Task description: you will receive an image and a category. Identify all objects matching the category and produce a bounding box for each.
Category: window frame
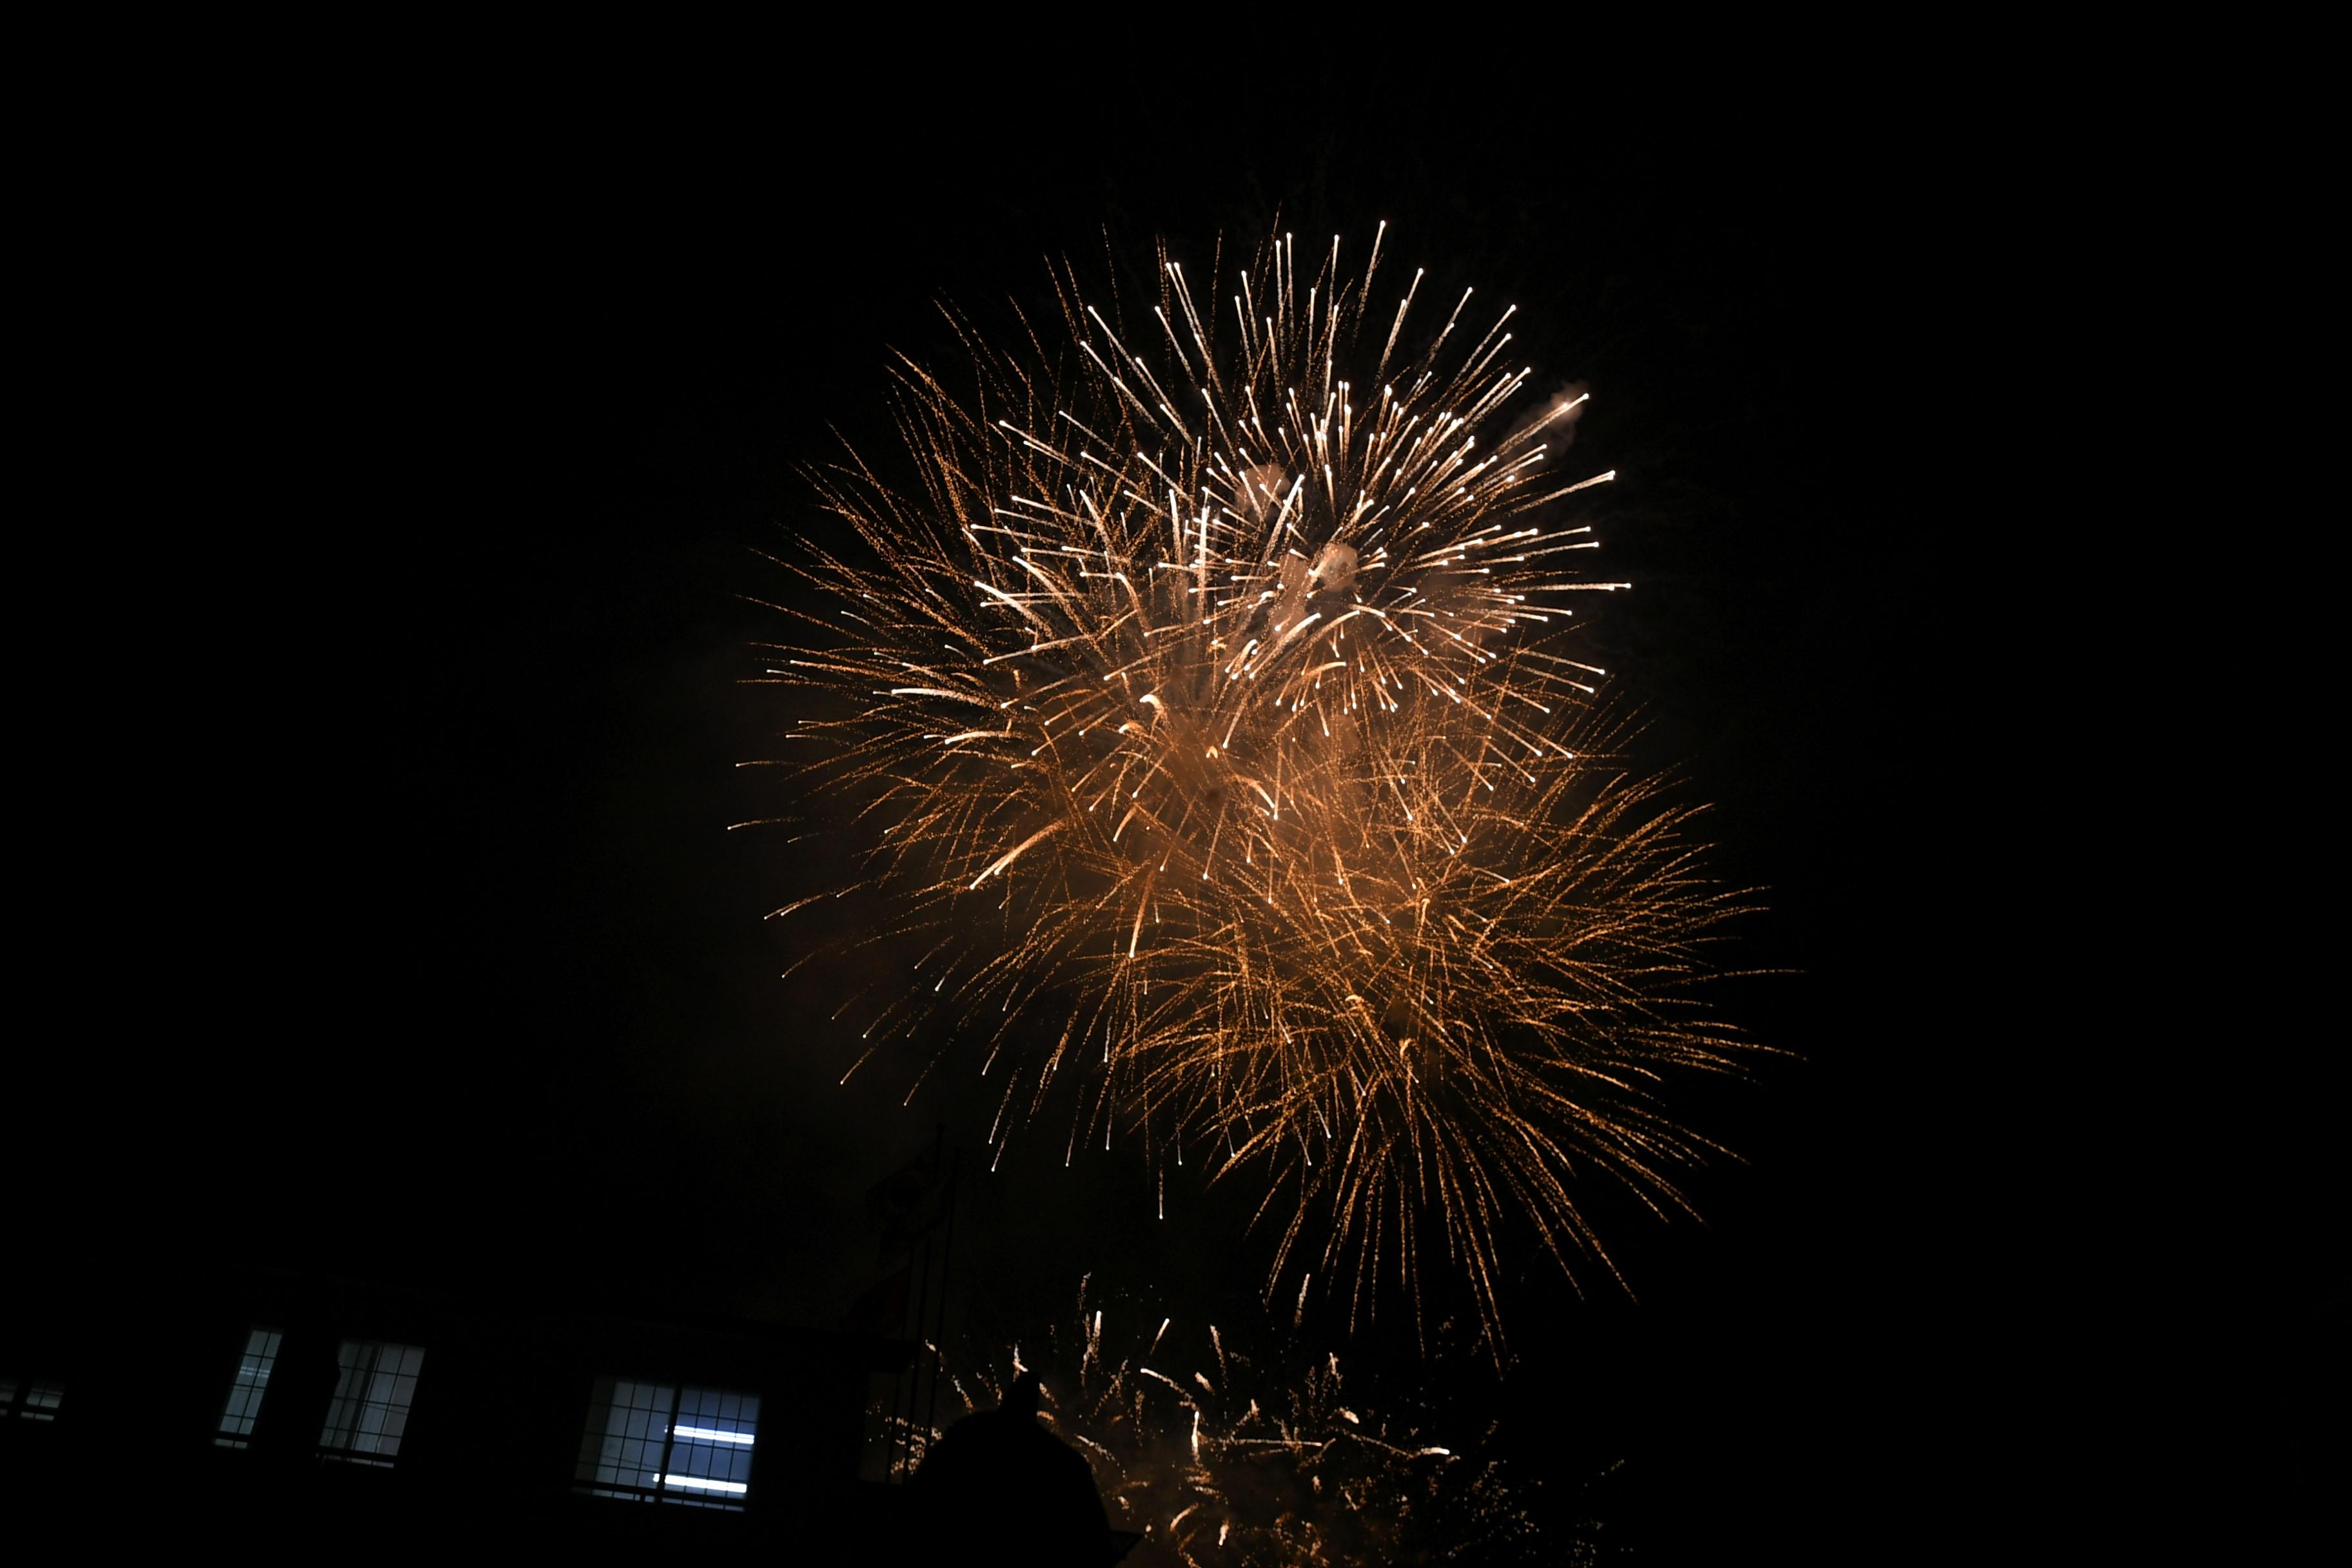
[214,1326,286,1449]
[574,1375,761,1511]
[316,1338,427,1467]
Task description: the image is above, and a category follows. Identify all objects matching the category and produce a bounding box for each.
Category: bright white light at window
[578,1379,758,1507]
[672,1426,756,1445]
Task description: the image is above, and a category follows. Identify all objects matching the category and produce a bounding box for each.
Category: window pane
[318,1340,426,1464]
[574,1377,758,1509]
[576,1375,676,1497]
[663,1387,758,1505]
[217,1326,284,1440]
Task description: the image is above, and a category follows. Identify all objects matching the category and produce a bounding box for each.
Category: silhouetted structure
[1,1266,916,1556]
[908,1370,1141,1566]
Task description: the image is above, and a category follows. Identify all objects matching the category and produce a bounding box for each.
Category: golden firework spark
[905,1281,1569,1567]
[752,226,1754,1335]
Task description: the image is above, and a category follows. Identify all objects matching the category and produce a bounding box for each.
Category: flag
[839,1261,913,1338]
[867,1141,952,1262]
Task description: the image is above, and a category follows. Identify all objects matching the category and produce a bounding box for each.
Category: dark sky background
[30,65,2326,1560]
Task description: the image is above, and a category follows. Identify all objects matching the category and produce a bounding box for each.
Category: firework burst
[908,1281,1578,1566]
[752,226,1754,1334]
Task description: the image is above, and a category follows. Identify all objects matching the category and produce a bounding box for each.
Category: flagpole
[923,1144,961,1451]
[892,1124,946,1480]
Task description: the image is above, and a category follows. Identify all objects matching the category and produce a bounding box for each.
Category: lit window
[5,1378,64,1422]
[575,1378,760,1510]
[216,1328,284,1448]
[317,1341,426,1465]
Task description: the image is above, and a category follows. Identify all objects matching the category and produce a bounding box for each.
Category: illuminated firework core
[763,228,1748,1331]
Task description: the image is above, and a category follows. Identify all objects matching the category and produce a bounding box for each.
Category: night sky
[29,66,2324,1559]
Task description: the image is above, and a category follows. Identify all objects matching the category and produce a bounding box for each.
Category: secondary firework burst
[754,226,1754,1334]
[905,1281,1567,1566]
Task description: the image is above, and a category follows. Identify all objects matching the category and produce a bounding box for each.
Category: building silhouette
[1,1266,965,1557]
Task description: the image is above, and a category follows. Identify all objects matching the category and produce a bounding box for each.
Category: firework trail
[897,1280,1592,1566]
[752,226,1754,1335]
